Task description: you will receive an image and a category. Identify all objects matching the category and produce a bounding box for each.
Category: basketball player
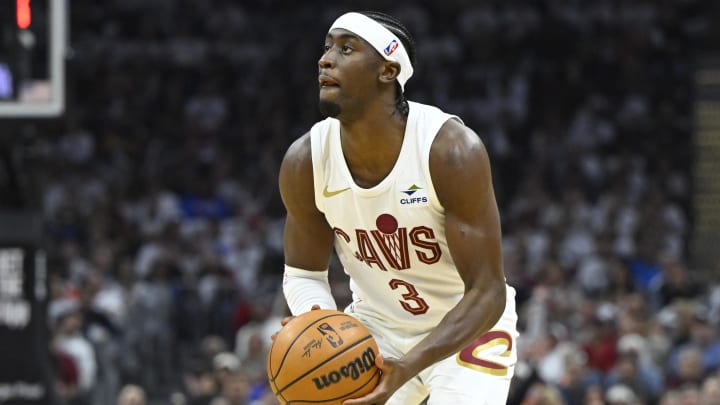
[278,11,518,405]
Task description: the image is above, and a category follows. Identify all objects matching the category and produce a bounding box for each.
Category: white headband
[329,12,414,91]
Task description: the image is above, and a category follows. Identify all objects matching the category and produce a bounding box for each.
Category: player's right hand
[271,304,322,341]
[342,353,409,405]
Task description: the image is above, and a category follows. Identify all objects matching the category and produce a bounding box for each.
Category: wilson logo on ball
[312,347,377,390]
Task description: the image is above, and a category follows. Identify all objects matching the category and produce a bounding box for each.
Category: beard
[318,100,341,118]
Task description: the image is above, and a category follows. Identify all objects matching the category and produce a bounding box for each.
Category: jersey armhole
[423,116,463,214]
[310,125,326,214]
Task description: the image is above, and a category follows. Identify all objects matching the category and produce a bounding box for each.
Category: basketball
[267,309,381,405]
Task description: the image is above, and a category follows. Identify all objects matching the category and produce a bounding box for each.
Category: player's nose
[318,51,335,69]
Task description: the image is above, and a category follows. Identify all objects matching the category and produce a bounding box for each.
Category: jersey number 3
[388,279,429,315]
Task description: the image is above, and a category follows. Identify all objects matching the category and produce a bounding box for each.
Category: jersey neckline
[334,102,416,198]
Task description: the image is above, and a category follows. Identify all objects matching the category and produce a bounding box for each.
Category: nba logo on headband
[384,39,399,56]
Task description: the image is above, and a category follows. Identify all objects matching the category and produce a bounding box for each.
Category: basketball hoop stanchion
[0,0,67,118]
[0,211,54,405]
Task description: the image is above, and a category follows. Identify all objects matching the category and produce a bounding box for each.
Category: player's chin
[318,86,340,101]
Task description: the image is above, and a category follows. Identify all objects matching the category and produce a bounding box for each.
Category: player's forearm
[283,265,338,315]
[399,281,506,376]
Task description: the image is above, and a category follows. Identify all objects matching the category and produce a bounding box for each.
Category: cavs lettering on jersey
[311,101,473,335]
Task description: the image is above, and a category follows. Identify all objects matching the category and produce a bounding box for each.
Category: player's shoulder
[282,115,338,169]
[280,131,313,185]
[427,113,493,207]
[431,117,487,167]
[283,131,312,164]
[408,100,474,143]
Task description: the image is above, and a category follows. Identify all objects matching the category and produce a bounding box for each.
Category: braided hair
[360,11,416,117]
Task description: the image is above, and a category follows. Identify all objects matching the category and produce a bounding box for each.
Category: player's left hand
[341,354,410,405]
[271,305,322,341]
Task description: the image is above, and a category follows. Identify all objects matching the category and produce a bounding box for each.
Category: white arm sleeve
[283,265,337,315]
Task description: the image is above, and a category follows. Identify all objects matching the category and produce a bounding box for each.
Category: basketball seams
[276,334,375,394]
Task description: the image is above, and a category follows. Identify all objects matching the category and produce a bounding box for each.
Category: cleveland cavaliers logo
[333,214,441,271]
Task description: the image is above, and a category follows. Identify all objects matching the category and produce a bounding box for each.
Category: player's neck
[338,101,407,188]
[338,100,407,145]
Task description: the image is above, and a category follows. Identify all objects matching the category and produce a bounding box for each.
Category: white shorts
[351,287,519,405]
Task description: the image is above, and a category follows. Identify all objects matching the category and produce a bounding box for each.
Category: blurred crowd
[2,0,717,404]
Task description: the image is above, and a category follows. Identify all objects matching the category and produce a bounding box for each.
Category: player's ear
[379,61,400,85]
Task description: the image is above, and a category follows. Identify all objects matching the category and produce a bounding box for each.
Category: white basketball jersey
[311,101,475,335]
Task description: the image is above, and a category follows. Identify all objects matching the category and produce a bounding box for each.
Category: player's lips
[318,74,339,88]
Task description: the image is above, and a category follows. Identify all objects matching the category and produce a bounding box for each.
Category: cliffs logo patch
[400,184,427,205]
[384,39,399,56]
[317,322,344,348]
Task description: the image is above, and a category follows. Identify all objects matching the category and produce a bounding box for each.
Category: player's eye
[322,44,331,52]
[341,44,353,54]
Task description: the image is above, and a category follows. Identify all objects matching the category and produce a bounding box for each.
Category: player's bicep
[279,135,335,271]
[443,198,503,286]
[283,210,334,270]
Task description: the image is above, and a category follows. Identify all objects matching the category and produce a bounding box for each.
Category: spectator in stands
[667,305,720,380]
[701,374,720,405]
[116,384,147,405]
[52,306,96,405]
